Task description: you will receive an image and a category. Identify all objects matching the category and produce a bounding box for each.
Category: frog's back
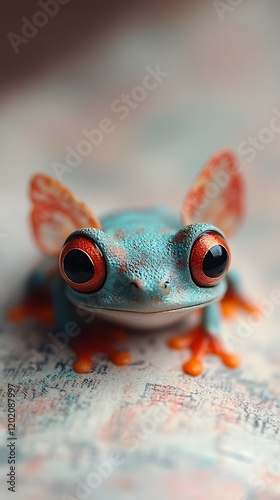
[101,207,181,237]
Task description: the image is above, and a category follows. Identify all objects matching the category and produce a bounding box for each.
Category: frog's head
[58,219,230,325]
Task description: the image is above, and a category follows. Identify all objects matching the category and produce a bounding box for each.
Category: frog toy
[9,150,257,376]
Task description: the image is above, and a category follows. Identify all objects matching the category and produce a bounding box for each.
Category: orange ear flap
[30,175,101,256]
[182,150,245,238]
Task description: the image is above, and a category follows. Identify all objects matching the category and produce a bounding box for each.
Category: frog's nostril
[130,281,141,289]
[159,280,171,296]
[130,280,170,296]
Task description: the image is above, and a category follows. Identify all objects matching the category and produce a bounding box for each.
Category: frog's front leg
[168,303,240,376]
[221,269,260,318]
[70,322,131,374]
[52,275,131,374]
[7,264,57,324]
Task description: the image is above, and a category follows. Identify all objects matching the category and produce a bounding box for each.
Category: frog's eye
[190,231,231,287]
[59,236,106,292]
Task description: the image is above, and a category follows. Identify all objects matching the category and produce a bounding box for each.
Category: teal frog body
[10,150,257,376]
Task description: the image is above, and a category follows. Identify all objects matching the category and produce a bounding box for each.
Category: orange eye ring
[190,231,231,287]
[59,236,106,293]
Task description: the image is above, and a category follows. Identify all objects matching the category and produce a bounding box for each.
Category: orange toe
[112,351,131,366]
[168,335,190,350]
[73,359,93,374]
[183,359,203,377]
[221,353,241,369]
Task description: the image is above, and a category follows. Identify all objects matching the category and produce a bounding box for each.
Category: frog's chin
[71,300,217,330]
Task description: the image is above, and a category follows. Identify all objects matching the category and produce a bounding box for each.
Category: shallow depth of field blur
[0,0,280,301]
[0,1,280,288]
[0,1,280,500]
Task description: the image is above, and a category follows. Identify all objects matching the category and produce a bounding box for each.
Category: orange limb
[7,288,55,325]
[70,323,131,374]
[168,326,240,377]
[221,287,261,319]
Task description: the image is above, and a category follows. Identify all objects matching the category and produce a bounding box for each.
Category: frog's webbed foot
[168,302,240,376]
[221,287,260,319]
[7,266,57,325]
[70,324,131,374]
[7,288,55,325]
[169,326,240,376]
[221,270,260,319]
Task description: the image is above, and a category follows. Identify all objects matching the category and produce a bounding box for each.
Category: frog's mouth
[71,299,217,330]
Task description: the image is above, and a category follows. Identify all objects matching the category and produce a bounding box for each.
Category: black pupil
[64,249,94,284]
[202,245,228,279]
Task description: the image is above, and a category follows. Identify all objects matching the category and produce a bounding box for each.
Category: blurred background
[0,0,279,287]
[0,1,280,499]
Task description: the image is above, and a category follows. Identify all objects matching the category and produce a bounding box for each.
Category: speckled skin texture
[52,208,228,331]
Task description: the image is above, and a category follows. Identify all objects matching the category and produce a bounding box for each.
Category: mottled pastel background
[0,1,280,499]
